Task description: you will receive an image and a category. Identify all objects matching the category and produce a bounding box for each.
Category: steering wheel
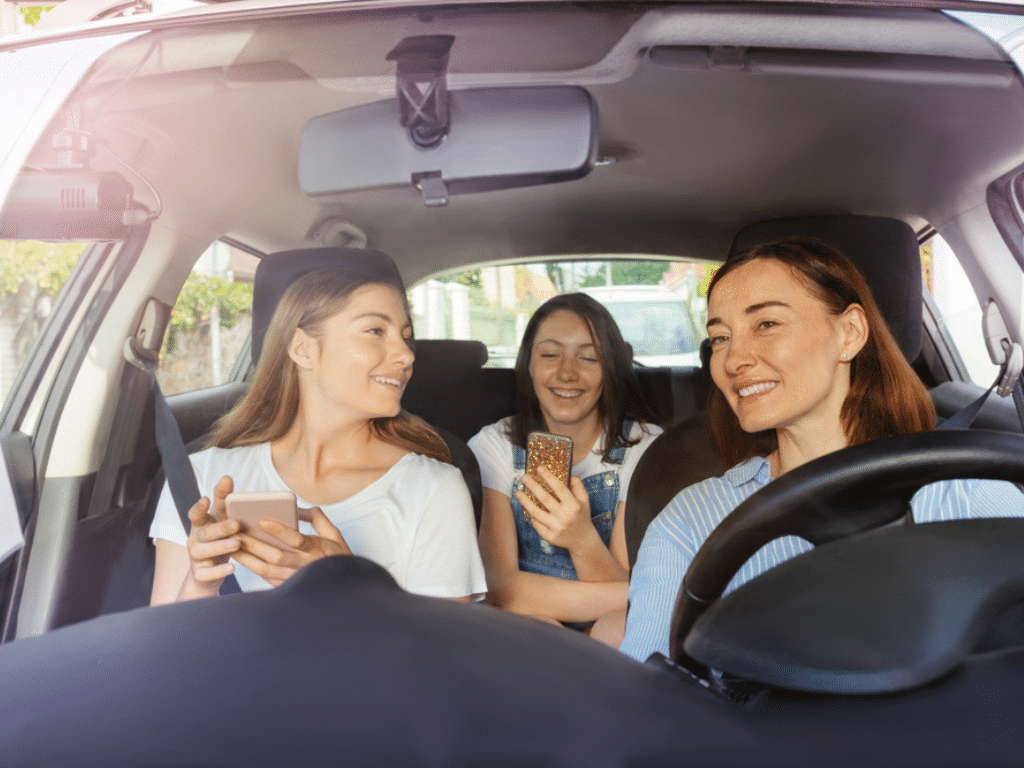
[668,429,1024,664]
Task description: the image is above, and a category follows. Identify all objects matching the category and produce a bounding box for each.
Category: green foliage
[0,241,84,309]
[167,272,253,351]
[19,6,53,26]
[435,269,481,289]
[545,263,565,293]
[697,266,717,298]
[579,261,666,288]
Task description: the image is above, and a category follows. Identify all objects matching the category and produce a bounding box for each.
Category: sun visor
[298,86,597,207]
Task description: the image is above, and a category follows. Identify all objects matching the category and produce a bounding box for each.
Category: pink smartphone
[225,491,298,548]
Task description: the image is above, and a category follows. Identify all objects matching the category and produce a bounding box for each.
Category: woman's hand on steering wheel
[517,466,599,554]
[232,506,353,587]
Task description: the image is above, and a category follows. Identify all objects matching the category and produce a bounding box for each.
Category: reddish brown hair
[707,239,935,466]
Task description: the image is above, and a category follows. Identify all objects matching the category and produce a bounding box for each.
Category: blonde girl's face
[290,284,414,421]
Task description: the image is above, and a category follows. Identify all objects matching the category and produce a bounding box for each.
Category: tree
[19,6,53,26]
[579,261,666,288]
[0,241,83,307]
[165,272,253,353]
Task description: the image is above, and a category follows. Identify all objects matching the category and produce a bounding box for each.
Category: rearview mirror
[298,86,597,207]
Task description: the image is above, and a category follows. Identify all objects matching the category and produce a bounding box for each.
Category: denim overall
[510,425,631,580]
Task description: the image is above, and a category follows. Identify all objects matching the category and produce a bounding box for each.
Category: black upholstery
[624,215,924,570]
[685,517,1024,694]
[9,554,1024,765]
[251,247,403,366]
[730,215,922,361]
[400,339,491,441]
[625,339,719,569]
[675,429,1024,692]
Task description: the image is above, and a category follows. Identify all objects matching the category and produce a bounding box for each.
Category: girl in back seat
[149,256,486,604]
[469,293,662,643]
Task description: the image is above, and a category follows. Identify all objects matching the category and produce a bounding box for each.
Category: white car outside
[583,285,702,368]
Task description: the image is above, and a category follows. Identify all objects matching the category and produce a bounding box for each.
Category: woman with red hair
[621,239,1023,661]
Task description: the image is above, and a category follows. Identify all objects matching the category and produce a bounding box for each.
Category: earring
[841,353,850,361]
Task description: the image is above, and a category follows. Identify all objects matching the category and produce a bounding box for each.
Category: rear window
[410,258,710,368]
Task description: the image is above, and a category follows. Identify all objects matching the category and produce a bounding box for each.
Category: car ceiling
[26,1,1024,282]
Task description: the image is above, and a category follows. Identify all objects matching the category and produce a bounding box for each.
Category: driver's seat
[624,214,922,569]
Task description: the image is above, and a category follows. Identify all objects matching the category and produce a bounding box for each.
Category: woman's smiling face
[528,309,604,435]
[706,258,863,438]
[293,283,414,421]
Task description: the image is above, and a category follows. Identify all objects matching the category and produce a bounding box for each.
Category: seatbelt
[937,341,1024,432]
[125,338,241,595]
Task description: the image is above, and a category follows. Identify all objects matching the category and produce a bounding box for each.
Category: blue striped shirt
[619,454,1024,661]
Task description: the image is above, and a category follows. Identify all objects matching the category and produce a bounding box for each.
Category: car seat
[623,214,923,569]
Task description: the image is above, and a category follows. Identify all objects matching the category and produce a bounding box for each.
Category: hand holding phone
[524,431,573,513]
[225,491,298,549]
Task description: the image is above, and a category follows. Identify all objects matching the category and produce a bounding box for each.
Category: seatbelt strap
[937,341,1024,432]
[126,339,240,595]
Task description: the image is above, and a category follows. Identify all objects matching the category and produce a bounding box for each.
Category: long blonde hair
[209,268,451,463]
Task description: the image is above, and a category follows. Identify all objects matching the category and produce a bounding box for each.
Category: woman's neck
[769,421,849,478]
[276,393,403,474]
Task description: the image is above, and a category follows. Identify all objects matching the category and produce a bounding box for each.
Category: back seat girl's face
[528,309,604,435]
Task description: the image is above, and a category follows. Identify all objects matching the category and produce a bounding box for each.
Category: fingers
[568,476,591,514]
[257,520,310,552]
[306,507,352,553]
[208,475,233,522]
[186,489,241,565]
[231,548,292,588]
[187,496,211,527]
[191,560,236,585]
[515,487,554,527]
[520,471,562,511]
[237,531,296,564]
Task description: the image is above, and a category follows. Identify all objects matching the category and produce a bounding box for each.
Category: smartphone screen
[225,491,298,548]
[525,431,573,511]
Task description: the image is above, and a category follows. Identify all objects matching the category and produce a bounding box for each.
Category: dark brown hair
[707,239,935,466]
[509,292,662,460]
[209,269,450,463]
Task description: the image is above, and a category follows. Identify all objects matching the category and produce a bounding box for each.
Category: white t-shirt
[467,417,663,502]
[150,443,487,600]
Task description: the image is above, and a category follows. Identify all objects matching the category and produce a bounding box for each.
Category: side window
[156,241,258,396]
[0,240,90,405]
[921,233,1001,386]
[410,258,711,367]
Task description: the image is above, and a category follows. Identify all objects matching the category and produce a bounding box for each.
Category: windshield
[946,10,1024,65]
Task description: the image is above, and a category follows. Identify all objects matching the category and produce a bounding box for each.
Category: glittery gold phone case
[525,431,573,511]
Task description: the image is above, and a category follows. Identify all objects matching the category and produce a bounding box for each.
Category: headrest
[405,340,488,387]
[729,215,921,362]
[251,247,404,366]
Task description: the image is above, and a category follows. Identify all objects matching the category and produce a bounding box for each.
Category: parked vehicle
[583,284,702,367]
[1,0,1024,764]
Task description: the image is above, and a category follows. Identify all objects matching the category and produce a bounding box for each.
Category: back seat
[401,339,707,442]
